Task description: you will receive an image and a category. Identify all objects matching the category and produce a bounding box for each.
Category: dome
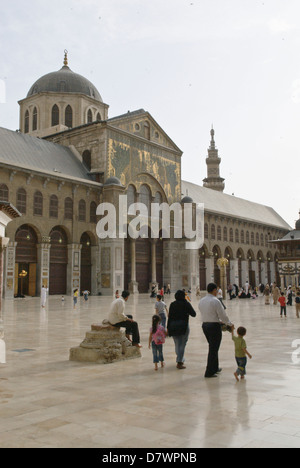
[27,53,103,102]
[104,176,123,187]
[181,195,193,204]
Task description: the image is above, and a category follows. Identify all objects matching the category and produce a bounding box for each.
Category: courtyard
[0,292,300,448]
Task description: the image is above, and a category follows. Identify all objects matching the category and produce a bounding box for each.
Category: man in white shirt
[199,283,233,378]
[108,291,141,347]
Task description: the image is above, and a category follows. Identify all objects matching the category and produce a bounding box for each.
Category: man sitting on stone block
[108,291,142,348]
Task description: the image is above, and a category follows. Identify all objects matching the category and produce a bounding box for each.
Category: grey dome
[27,65,103,102]
[181,195,193,203]
[104,176,123,187]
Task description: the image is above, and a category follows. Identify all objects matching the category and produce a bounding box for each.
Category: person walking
[272,284,280,306]
[263,284,271,305]
[41,285,48,308]
[278,292,287,318]
[199,283,234,378]
[232,326,252,382]
[148,315,167,371]
[167,290,196,369]
[154,294,168,328]
[295,291,300,318]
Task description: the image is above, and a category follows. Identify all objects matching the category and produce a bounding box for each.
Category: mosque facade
[0,52,291,298]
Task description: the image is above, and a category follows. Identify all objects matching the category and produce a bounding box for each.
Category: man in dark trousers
[199,283,233,378]
[108,291,142,347]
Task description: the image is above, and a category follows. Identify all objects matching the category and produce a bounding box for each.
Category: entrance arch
[15,225,38,296]
[49,227,68,295]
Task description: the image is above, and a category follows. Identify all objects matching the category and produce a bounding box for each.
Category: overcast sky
[0,0,299,228]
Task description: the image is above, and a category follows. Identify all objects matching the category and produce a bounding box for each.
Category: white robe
[41,288,48,306]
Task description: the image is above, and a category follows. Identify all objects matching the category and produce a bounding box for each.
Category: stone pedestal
[69,324,142,364]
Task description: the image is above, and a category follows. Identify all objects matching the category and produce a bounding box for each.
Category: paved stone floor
[1,292,300,448]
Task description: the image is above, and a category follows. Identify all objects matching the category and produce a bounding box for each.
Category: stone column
[217,257,229,300]
[37,237,51,296]
[149,239,158,292]
[3,242,17,300]
[129,239,139,294]
[67,244,82,295]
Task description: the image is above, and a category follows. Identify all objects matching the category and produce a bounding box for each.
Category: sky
[0,0,299,228]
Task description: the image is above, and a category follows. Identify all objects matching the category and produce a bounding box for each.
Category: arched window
[17,188,27,214]
[241,230,245,244]
[140,184,151,213]
[251,232,255,245]
[52,104,59,126]
[32,107,38,131]
[90,201,97,223]
[64,197,73,220]
[217,225,222,241]
[79,199,86,222]
[33,191,43,216]
[229,228,234,243]
[256,233,260,246]
[49,195,58,218]
[0,184,9,201]
[65,105,73,128]
[25,110,29,133]
[204,223,209,239]
[82,150,92,171]
[235,229,239,243]
[211,224,216,240]
[87,109,93,123]
[223,227,228,242]
[246,231,250,244]
[96,112,101,121]
[260,234,264,246]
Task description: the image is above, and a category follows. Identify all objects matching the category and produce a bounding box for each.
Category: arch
[241,230,245,244]
[24,110,29,133]
[51,104,59,126]
[49,226,68,295]
[33,191,43,216]
[235,228,239,244]
[96,112,101,121]
[32,106,38,131]
[0,184,9,202]
[257,250,265,262]
[237,248,245,260]
[65,105,73,128]
[224,246,234,259]
[49,194,58,218]
[78,199,86,222]
[64,197,73,220]
[140,184,151,213]
[16,188,27,214]
[87,109,93,124]
[217,225,222,241]
[204,223,209,239]
[15,225,39,297]
[229,228,234,243]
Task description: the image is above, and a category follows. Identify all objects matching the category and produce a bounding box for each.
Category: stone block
[69,324,142,364]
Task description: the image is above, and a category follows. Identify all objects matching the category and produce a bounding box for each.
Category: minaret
[203,127,225,192]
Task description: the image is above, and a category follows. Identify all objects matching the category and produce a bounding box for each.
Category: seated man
[108,291,142,348]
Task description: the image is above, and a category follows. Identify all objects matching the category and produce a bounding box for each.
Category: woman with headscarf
[167,290,196,369]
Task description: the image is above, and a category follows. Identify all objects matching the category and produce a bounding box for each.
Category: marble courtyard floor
[1,293,300,448]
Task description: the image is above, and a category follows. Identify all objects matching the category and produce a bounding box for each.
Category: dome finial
[63,50,68,67]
